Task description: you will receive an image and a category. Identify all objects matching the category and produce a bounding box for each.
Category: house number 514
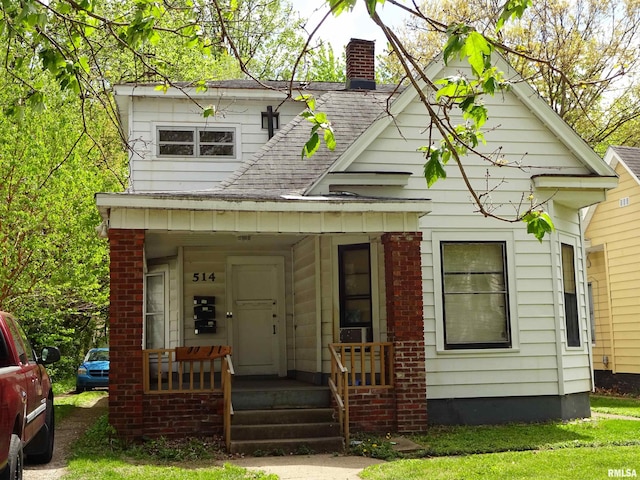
[192,273,216,282]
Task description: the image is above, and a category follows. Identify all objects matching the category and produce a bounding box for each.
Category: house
[95,39,618,450]
[584,146,640,394]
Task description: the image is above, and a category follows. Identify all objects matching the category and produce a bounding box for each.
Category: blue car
[76,347,109,392]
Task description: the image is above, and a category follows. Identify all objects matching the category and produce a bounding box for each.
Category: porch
[108,229,427,442]
[141,342,395,453]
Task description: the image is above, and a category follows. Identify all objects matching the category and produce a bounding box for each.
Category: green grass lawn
[591,394,640,418]
[411,418,640,456]
[63,414,276,480]
[54,390,108,422]
[61,394,640,480]
[360,445,640,480]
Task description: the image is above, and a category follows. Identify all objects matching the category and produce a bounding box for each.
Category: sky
[289,1,409,56]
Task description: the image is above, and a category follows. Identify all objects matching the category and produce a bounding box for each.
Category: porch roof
[96,191,430,234]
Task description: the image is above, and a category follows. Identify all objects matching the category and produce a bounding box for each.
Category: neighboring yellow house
[584,146,640,393]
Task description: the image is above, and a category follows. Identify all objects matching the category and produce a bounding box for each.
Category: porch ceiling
[145,232,302,258]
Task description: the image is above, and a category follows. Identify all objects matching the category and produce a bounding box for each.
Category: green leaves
[326,0,385,17]
[202,105,215,118]
[443,26,492,77]
[297,95,336,159]
[421,146,448,187]
[497,0,533,32]
[327,0,358,15]
[119,1,165,48]
[522,211,555,242]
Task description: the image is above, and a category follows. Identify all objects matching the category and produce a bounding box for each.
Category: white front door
[228,257,285,376]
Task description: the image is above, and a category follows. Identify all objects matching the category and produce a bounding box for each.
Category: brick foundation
[108,229,145,441]
[348,388,397,433]
[382,232,428,433]
[142,393,224,438]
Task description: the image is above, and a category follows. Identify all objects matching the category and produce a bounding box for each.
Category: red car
[0,311,60,480]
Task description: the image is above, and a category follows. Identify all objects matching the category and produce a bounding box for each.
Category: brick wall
[381,232,428,433]
[108,228,145,441]
[142,393,224,438]
[348,388,397,433]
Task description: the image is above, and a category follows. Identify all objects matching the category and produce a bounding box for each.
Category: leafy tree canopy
[381,0,640,154]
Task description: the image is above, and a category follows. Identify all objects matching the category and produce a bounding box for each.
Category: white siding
[553,204,593,394]
[127,97,305,192]
[320,236,335,375]
[292,237,319,374]
[168,258,180,348]
[180,245,294,353]
[319,235,386,373]
[310,74,594,399]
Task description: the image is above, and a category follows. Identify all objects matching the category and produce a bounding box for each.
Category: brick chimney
[346,38,376,90]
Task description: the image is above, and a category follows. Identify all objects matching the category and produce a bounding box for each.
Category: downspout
[603,243,617,373]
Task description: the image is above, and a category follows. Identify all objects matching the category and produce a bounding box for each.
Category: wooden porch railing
[142,346,231,394]
[328,343,350,447]
[329,342,395,447]
[330,342,395,388]
[222,354,234,451]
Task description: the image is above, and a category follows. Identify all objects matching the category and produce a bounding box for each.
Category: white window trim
[331,236,381,343]
[144,264,170,349]
[153,123,242,160]
[558,234,585,352]
[432,230,520,354]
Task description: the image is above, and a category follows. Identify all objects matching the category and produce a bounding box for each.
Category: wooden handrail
[330,342,394,388]
[329,341,395,449]
[329,343,350,448]
[222,354,235,451]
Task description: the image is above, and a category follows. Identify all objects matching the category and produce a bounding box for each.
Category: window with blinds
[441,241,511,349]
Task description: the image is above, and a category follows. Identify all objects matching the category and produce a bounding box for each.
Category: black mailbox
[194,296,216,334]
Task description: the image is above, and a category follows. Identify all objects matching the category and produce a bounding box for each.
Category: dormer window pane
[159,144,194,156]
[157,127,236,158]
[200,144,234,156]
[200,130,233,143]
[199,129,234,157]
[159,130,193,142]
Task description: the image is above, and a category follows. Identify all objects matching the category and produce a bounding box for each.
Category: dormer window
[157,127,236,158]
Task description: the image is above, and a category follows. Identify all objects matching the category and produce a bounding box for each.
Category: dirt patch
[24,396,108,480]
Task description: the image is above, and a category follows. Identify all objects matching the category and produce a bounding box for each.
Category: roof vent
[620,197,630,207]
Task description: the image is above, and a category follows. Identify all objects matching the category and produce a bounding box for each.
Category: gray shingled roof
[611,146,640,178]
[119,79,399,94]
[219,90,393,197]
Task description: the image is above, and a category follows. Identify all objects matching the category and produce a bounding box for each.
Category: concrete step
[229,436,345,456]
[231,421,340,441]
[232,387,331,411]
[232,408,335,425]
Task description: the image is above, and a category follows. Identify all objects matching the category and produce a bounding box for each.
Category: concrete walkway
[228,436,423,479]
[230,454,385,480]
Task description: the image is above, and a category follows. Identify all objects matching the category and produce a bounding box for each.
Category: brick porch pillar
[382,232,427,433]
[108,228,145,441]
